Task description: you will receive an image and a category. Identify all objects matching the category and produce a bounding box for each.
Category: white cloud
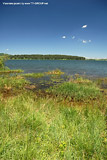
[72,36,75,39]
[82,39,91,44]
[62,36,66,39]
[6,49,9,51]
[82,40,87,43]
[82,25,87,29]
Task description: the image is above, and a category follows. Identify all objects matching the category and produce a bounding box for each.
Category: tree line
[9,54,85,60]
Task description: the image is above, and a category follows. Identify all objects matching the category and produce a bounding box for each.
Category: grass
[45,69,64,75]
[47,78,101,102]
[0,69,23,73]
[0,57,23,74]
[22,72,45,78]
[0,76,28,89]
[0,74,107,159]
[0,66,23,74]
[0,76,29,97]
[22,69,65,79]
[0,92,106,160]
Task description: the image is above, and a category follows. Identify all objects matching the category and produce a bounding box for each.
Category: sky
[0,0,107,58]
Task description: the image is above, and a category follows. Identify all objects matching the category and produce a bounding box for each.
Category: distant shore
[9,54,85,60]
[1,53,107,61]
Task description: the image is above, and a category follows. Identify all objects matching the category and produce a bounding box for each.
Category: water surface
[5,60,107,78]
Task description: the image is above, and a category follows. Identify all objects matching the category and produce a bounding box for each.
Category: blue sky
[0,0,107,58]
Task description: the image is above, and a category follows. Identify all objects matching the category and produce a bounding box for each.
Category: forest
[9,54,86,60]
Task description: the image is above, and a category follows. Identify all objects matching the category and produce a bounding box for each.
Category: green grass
[0,75,106,159]
[22,72,45,78]
[0,92,106,160]
[22,69,64,79]
[47,80,101,102]
[0,76,29,94]
[0,69,23,73]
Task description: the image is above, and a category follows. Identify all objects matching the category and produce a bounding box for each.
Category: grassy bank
[0,74,107,160]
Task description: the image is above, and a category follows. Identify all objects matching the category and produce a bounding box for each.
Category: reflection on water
[26,74,69,90]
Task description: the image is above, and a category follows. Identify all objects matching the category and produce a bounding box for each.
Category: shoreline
[0,68,107,159]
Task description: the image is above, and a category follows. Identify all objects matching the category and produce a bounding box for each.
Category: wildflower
[59,141,67,150]
[104,138,107,143]
[59,143,63,149]
[61,125,65,129]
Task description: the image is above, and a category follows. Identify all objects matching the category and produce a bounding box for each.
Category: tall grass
[0,76,29,96]
[0,75,106,159]
[47,80,101,102]
[0,92,106,160]
[0,56,6,70]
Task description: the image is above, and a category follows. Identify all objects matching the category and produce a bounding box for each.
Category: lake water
[5,60,107,78]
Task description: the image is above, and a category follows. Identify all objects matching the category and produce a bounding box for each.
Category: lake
[5,60,107,78]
